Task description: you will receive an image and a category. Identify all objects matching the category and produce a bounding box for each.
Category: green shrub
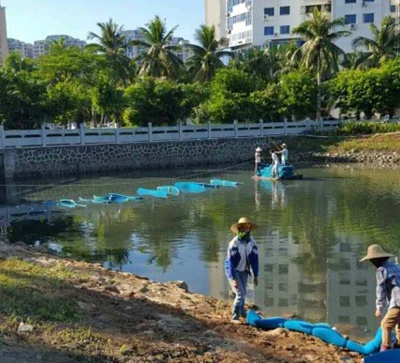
[330,121,400,136]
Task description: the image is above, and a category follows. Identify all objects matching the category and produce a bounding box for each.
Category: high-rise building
[33,35,86,58]
[0,1,9,65]
[205,0,227,40]
[122,29,193,63]
[8,38,33,59]
[206,0,396,53]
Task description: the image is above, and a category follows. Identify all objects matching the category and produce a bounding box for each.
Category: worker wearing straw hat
[225,217,259,323]
[360,244,400,351]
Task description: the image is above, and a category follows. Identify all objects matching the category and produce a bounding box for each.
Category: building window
[356,316,368,326]
[264,26,274,36]
[391,5,396,12]
[339,296,351,307]
[363,13,374,23]
[278,264,289,275]
[356,296,368,307]
[345,0,356,3]
[280,25,290,34]
[264,7,274,16]
[363,0,374,2]
[345,14,357,24]
[280,6,290,15]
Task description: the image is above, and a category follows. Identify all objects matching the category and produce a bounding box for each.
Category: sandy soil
[0,243,364,363]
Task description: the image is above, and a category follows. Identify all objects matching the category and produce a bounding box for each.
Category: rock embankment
[292,150,400,167]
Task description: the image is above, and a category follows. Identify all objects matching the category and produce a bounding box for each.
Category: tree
[0,53,48,129]
[200,68,264,123]
[87,18,133,85]
[123,78,205,126]
[329,59,400,118]
[278,70,318,120]
[352,16,400,69]
[186,24,233,82]
[291,8,350,120]
[133,16,183,80]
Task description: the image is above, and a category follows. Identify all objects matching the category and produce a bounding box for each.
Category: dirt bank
[0,242,365,363]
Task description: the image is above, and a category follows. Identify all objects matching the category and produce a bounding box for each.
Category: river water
[2,164,400,340]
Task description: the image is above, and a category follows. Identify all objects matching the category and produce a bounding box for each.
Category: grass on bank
[287,132,400,154]
[0,258,107,356]
[0,258,82,323]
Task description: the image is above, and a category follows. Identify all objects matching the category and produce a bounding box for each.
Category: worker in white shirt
[275,143,289,166]
[270,149,280,178]
[254,147,262,175]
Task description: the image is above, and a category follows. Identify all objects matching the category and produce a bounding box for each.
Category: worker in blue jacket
[225,217,259,323]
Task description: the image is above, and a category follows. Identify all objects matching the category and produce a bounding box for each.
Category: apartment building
[326,237,379,336]
[0,2,9,65]
[206,0,396,53]
[8,38,33,59]
[122,29,192,63]
[205,0,227,40]
[33,35,86,58]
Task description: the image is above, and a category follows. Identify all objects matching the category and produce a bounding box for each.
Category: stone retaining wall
[4,138,271,180]
[292,150,400,167]
[2,139,399,180]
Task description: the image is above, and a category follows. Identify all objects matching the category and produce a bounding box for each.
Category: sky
[2,0,205,44]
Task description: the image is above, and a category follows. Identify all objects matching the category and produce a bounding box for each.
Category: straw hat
[256,147,262,152]
[230,217,257,234]
[359,244,393,262]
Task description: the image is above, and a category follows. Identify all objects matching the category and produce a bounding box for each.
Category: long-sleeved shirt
[225,236,259,280]
[376,260,400,311]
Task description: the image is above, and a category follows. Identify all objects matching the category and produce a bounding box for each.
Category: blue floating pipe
[157,186,180,196]
[58,199,87,208]
[210,178,242,187]
[246,310,388,356]
[136,187,168,199]
[108,193,143,201]
[174,182,207,194]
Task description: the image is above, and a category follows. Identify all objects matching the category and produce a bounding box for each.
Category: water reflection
[255,180,287,209]
[1,166,400,339]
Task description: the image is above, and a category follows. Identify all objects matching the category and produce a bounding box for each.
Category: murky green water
[2,165,400,340]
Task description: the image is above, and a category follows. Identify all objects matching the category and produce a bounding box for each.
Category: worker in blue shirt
[360,244,400,351]
[225,217,259,323]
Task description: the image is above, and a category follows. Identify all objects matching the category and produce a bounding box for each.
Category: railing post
[0,125,4,149]
[79,123,85,145]
[283,118,288,135]
[115,123,120,144]
[178,121,183,141]
[306,117,310,132]
[259,119,263,136]
[234,120,238,138]
[148,122,152,142]
[41,124,47,146]
[207,120,212,139]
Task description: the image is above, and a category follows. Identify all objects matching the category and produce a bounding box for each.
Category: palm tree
[352,16,400,69]
[132,16,183,80]
[87,18,133,85]
[291,7,350,120]
[186,24,233,82]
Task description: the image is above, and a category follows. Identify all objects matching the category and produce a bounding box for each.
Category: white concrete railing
[0,119,340,149]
